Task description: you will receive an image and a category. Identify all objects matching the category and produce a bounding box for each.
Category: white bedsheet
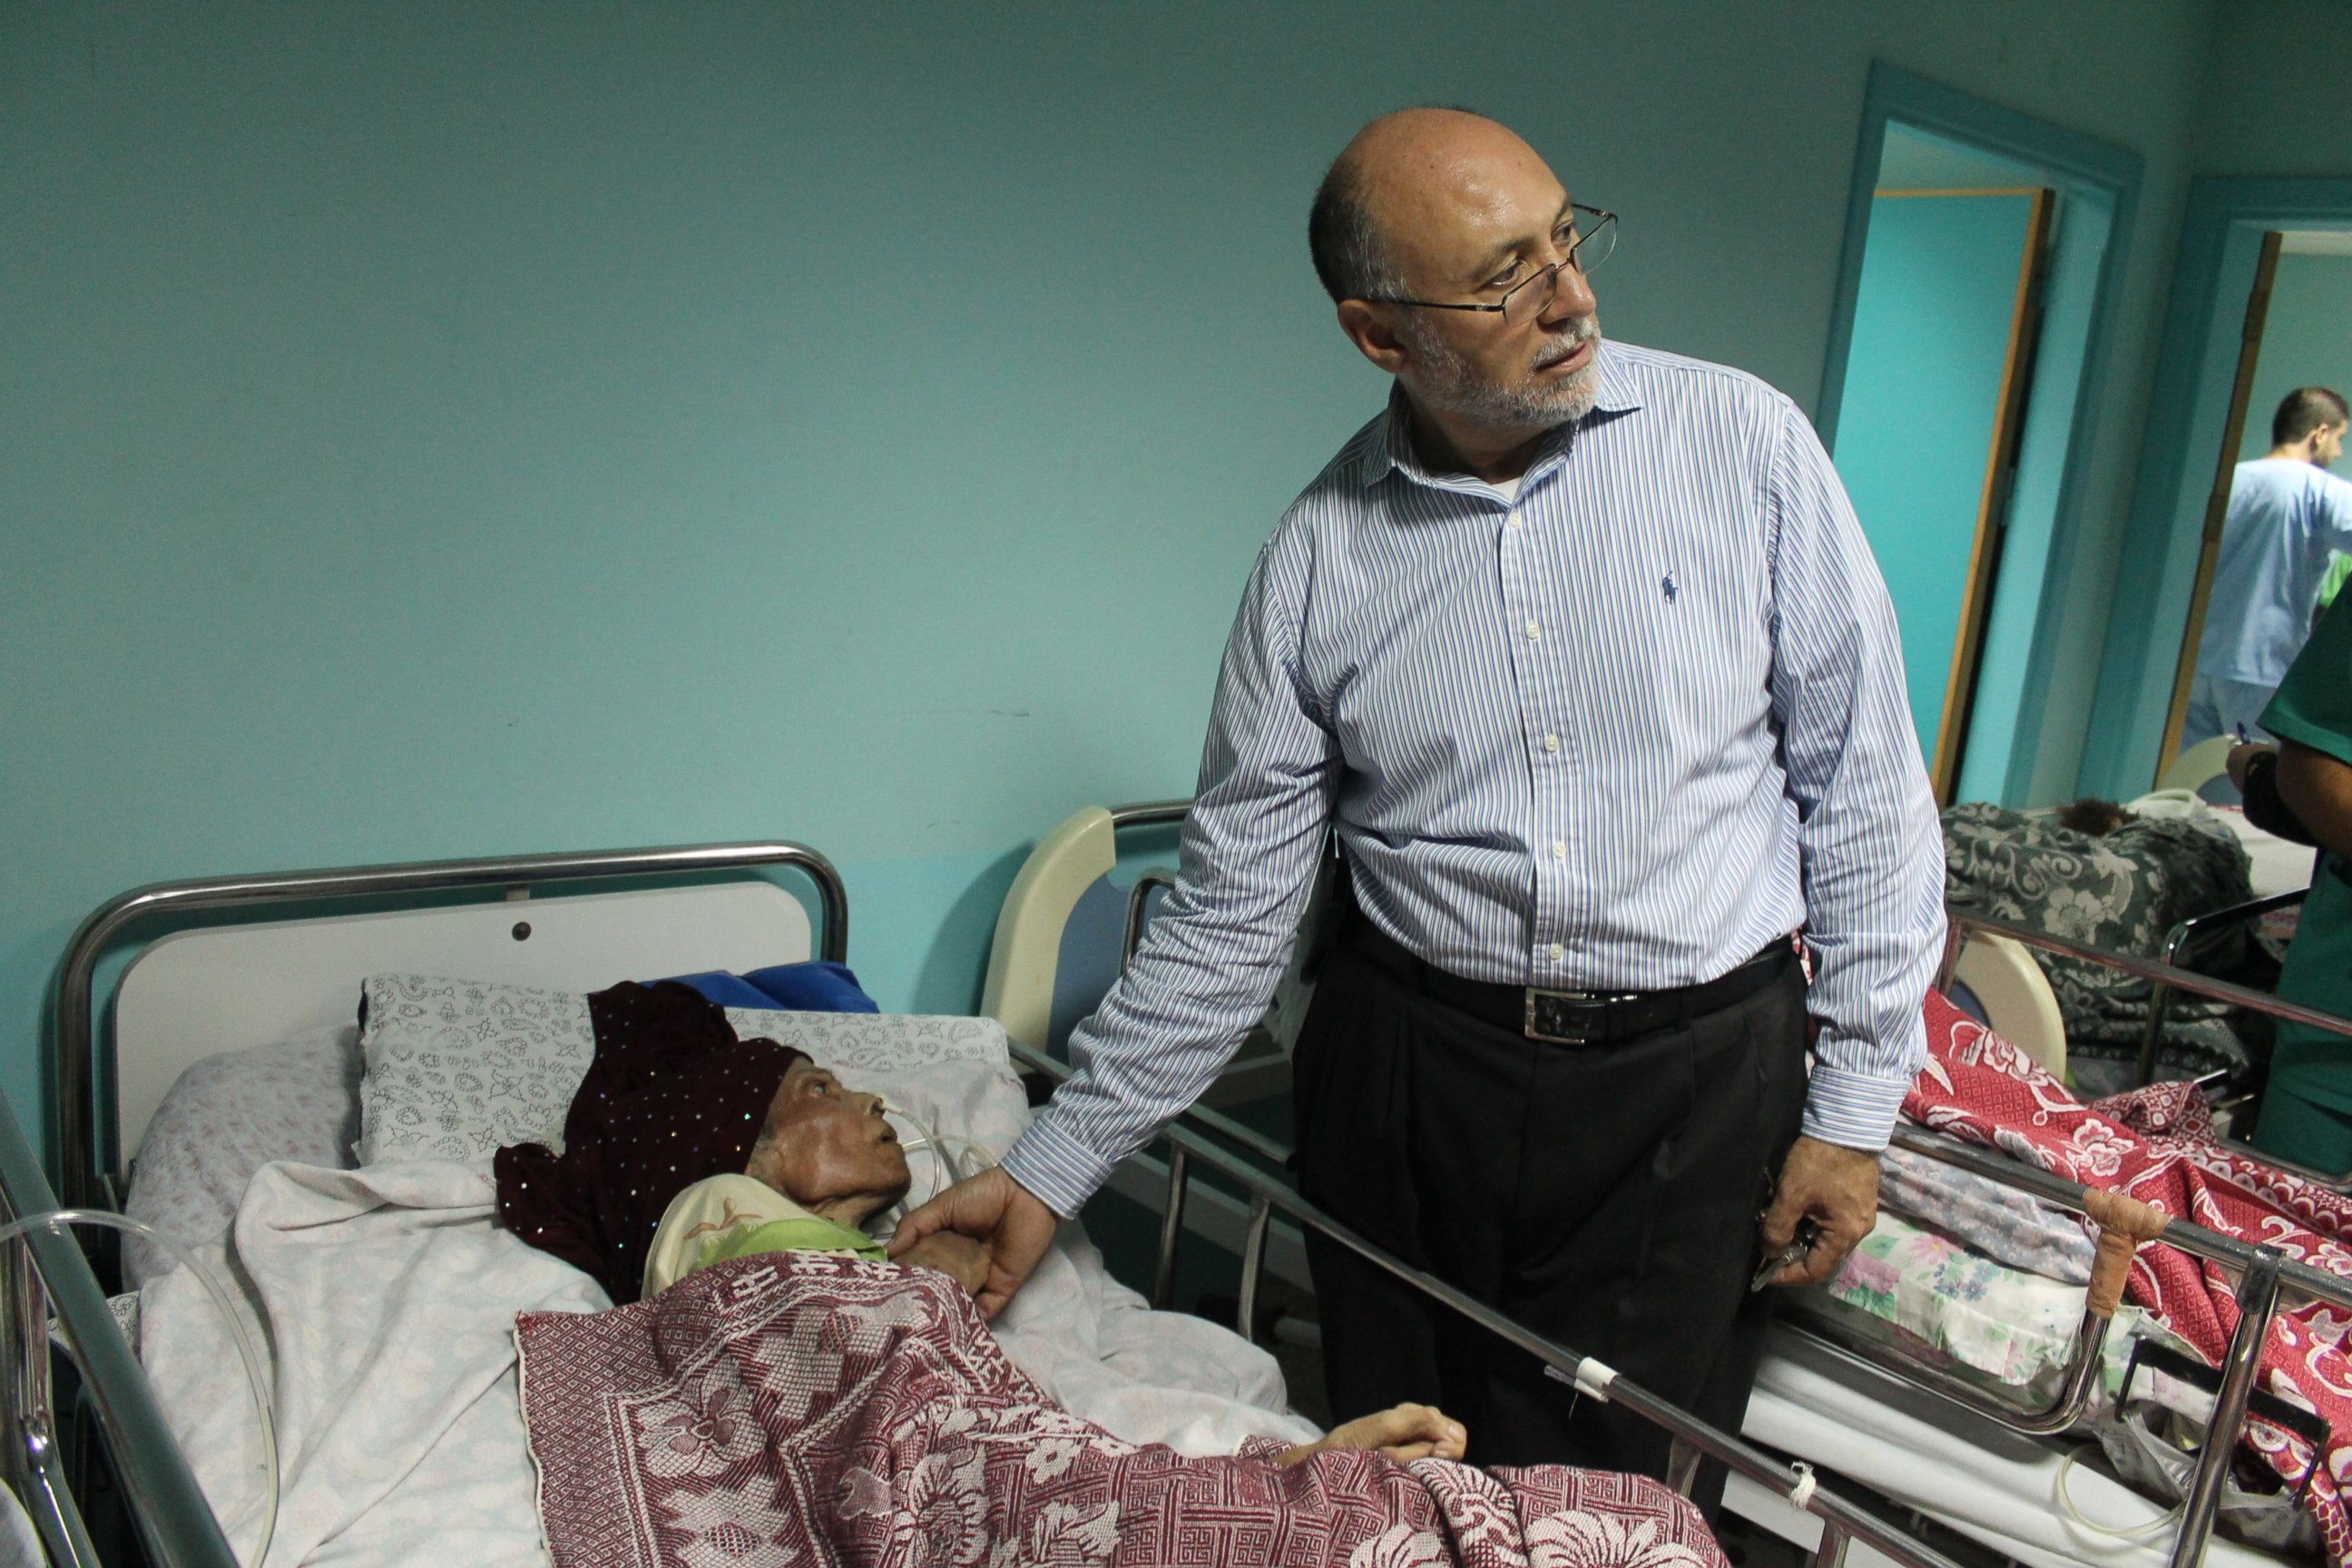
[142,1157,1317,1568]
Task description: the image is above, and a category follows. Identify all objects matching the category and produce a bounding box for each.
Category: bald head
[1309,110,1561,303]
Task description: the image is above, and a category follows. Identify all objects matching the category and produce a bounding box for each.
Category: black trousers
[1293,923,1809,1486]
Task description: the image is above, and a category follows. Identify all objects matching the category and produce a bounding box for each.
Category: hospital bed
[2,834,1982,1568]
[986,801,2352,1568]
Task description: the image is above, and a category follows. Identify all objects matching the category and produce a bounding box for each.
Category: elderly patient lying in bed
[495,984,1725,1566]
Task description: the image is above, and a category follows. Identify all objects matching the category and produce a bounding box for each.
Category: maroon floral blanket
[516,1251,1726,1567]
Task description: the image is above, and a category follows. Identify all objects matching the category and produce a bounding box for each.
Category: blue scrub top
[2196,457,2352,688]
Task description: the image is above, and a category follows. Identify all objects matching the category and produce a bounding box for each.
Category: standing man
[894,110,1944,1483]
[2184,386,2352,747]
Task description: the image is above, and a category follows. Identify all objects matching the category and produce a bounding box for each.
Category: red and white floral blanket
[1906,991,2352,1564]
[516,1250,1726,1567]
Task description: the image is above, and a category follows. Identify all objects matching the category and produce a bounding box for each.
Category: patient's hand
[897,1231,989,1297]
[1273,1403,1467,1467]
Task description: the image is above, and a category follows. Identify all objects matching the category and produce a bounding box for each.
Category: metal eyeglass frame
[1361,203,1617,326]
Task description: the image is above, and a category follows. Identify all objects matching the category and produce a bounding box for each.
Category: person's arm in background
[2230,743,2320,847]
[1757,398,1949,1286]
[890,536,1342,1316]
[2277,742,2352,858]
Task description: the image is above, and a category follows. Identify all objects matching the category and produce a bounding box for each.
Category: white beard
[1404,314,1602,430]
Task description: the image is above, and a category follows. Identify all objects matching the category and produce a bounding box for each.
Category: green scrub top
[2259,594,2352,1113]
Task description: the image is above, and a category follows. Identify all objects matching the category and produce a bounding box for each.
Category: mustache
[1534,318,1601,371]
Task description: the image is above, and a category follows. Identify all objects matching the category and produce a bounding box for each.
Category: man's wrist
[997,1118,1113,1220]
[1798,1062,1912,1152]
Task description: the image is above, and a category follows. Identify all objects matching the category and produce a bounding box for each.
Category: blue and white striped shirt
[1003,340,1946,1219]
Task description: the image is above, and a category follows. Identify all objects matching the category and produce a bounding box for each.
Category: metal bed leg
[1664,1436,1701,1497]
[2169,1246,2285,1568]
[1236,1195,1273,1348]
[3,1241,99,1567]
[1152,1147,1190,1311]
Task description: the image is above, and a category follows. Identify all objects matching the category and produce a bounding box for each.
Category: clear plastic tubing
[0,1210,278,1568]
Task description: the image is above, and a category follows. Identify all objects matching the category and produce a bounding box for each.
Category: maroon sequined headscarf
[495,981,808,1304]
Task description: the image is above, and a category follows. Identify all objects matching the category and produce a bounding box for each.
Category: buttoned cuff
[1799,1063,1914,1152]
[998,1116,1117,1220]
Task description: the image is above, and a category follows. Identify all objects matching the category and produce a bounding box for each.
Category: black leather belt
[1344,918,1798,1045]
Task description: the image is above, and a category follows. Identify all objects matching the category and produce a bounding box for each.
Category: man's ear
[1338,299,1411,377]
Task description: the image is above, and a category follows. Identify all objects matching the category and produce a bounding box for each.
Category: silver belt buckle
[1524,986,1634,1044]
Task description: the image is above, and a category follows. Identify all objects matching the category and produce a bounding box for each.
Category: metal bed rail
[1009,1037,1968,1568]
[51,840,850,1215]
[0,1084,238,1568]
[2135,888,2312,1087]
[1086,888,2352,1568]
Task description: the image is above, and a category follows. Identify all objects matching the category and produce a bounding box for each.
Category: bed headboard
[55,841,848,1210]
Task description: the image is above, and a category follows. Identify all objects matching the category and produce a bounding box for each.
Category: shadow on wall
[858,845,1032,1017]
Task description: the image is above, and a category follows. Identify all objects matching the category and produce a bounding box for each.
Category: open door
[2156,230,2287,776]
[1834,186,2055,802]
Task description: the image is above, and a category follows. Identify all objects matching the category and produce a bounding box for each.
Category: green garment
[2251,595,2352,1160]
[695,1214,887,1274]
[2321,551,2351,613]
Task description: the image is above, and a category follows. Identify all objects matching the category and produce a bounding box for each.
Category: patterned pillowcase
[356,975,597,1164]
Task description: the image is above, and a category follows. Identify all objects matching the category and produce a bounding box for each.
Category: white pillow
[355,975,595,1163]
[357,976,1027,1176]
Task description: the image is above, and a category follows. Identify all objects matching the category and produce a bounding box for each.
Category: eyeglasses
[1364,204,1617,328]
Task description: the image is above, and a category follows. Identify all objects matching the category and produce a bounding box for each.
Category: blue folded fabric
[654,962,880,1014]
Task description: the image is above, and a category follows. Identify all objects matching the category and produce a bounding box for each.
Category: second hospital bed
[983,801,2352,1568]
[4,833,1993,1568]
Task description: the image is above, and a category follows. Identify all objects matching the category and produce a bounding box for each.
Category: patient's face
[747,1060,911,1215]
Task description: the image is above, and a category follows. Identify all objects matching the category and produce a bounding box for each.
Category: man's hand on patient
[1274,1404,1468,1467]
[897,1231,990,1297]
[1758,1134,1879,1288]
[887,1166,1058,1319]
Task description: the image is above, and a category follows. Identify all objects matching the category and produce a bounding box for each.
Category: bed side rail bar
[0,1089,239,1568]
[53,840,849,1214]
[1937,911,2352,1043]
[1008,1038,1967,1568]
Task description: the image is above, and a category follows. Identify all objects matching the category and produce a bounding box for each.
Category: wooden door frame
[2154,231,2284,772]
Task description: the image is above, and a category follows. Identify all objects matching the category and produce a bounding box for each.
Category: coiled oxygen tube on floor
[0,1210,278,1568]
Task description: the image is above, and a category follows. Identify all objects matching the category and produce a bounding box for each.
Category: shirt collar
[1357,338,1644,491]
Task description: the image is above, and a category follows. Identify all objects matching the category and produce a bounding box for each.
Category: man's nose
[1543,260,1597,326]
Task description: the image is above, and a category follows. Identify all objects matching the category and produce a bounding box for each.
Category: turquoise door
[1834,189,2050,799]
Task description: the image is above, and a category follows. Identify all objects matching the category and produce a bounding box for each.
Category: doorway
[1819,67,2142,808]
[2155,230,2352,772]
[2081,178,2352,799]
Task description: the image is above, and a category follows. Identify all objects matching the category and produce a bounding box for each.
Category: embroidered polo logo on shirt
[1661,573,1680,603]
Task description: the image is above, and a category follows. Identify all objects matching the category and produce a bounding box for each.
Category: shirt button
[1524,621,1541,641]
[1548,943,1566,962]
[1544,734,1561,753]
[1551,840,1565,859]
[1507,514,1523,530]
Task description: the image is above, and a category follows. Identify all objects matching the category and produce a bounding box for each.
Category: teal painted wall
[0,3,2230,1166]
[1834,192,2037,772]
[2239,252,2352,462]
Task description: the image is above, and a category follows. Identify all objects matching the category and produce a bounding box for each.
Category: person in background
[893,107,1944,1496]
[2185,387,2352,747]
[2227,596,2352,1168]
